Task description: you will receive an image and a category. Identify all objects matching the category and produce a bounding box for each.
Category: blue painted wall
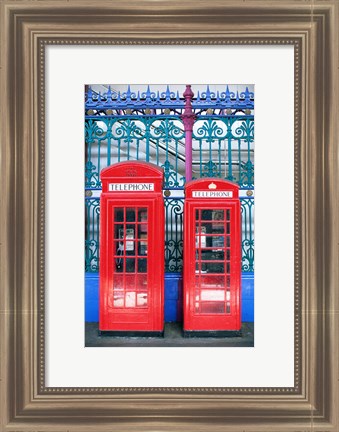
[241,272,254,322]
[85,272,254,323]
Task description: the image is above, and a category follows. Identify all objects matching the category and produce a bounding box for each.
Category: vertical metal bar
[238,138,241,185]
[165,199,169,272]
[145,119,150,162]
[227,119,233,181]
[246,120,252,186]
[87,124,92,162]
[136,139,140,160]
[107,119,112,167]
[218,139,221,178]
[107,136,111,167]
[117,138,121,162]
[97,139,101,182]
[85,201,90,271]
[249,199,253,271]
[181,85,196,182]
[165,118,169,164]
[199,141,202,177]
[175,135,179,186]
[156,135,159,165]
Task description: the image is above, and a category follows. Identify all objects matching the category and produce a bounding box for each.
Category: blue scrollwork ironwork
[85,116,185,188]
[85,161,99,189]
[162,160,185,188]
[240,197,254,272]
[202,161,219,177]
[192,116,254,188]
[85,198,100,272]
[164,198,184,272]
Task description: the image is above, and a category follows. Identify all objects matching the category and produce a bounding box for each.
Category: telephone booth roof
[185,178,239,199]
[100,161,164,193]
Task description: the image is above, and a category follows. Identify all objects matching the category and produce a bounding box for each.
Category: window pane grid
[194,207,232,315]
[112,207,148,308]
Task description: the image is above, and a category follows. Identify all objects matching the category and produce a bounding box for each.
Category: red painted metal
[99,161,164,332]
[183,179,241,331]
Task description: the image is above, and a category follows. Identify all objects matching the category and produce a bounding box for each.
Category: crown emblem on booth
[125,168,137,177]
[208,182,217,189]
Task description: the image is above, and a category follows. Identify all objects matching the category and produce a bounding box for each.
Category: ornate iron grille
[85,116,185,189]
[192,117,254,186]
[85,84,254,273]
[164,197,184,272]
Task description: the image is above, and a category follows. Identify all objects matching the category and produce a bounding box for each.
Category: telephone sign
[183,179,241,335]
[99,161,164,335]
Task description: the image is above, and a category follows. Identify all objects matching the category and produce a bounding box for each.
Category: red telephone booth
[183,179,241,335]
[99,161,164,335]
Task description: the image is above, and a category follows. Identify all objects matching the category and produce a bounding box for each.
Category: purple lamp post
[181,85,196,182]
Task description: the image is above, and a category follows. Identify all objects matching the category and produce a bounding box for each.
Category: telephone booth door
[183,179,241,334]
[99,162,164,334]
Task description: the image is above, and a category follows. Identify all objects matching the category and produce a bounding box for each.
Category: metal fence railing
[85,84,254,273]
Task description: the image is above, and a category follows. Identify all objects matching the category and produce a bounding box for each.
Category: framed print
[1,0,338,431]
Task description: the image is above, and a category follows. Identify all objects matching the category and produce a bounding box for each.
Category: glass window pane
[138,236,148,255]
[201,251,224,261]
[201,210,213,221]
[114,225,123,241]
[138,209,148,234]
[113,275,124,290]
[204,261,225,273]
[212,210,224,222]
[114,208,124,222]
[126,208,135,222]
[211,235,224,249]
[195,226,207,248]
[137,258,147,273]
[113,290,124,308]
[125,274,135,289]
[198,275,225,288]
[137,292,148,307]
[136,274,147,290]
[198,302,226,314]
[125,258,135,272]
[138,209,148,222]
[114,256,123,271]
[200,289,225,301]
[125,292,136,308]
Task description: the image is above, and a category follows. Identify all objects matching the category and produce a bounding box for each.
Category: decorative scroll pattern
[85,196,255,273]
[85,116,186,189]
[85,198,100,272]
[192,117,254,188]
[164,198,184,272]
[240,198,254,272]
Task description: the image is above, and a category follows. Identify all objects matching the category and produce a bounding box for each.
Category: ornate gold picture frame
[1,1,338,430]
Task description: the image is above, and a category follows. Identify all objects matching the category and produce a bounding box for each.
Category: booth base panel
[183,329,242,338]
[99,330,164,338]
